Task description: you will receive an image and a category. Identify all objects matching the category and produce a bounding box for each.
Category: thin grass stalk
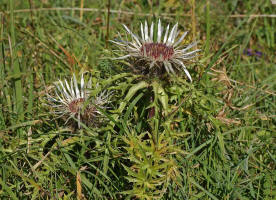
[80,0,84,21]
[71,0,75,17]
[0,40,6,128]
[205,0,210,54]
[9,0,24,123]
[26,69,34,116]
[28,0,35,29]
[105,0,111,48]
[0,16,6,127]
[26,0,35,119]
[190,0,197,50]
[1,43,12,126]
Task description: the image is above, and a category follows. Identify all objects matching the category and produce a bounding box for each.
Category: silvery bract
[47,73,110,128]
[111,19,200,81]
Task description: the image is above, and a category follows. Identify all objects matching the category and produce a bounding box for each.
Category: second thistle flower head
[111,19,200,81]
[47,73,110,128]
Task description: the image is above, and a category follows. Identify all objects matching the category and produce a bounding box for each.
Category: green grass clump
[0,0,275,199]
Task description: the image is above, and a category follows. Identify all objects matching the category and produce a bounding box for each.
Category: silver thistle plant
[47,73,111,128]
[111,19,200,81]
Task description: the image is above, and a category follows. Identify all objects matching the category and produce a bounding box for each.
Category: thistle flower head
[111,19,200,81]
[47,73,110,128]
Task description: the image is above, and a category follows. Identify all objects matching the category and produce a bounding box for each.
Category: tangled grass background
[0,0,275,199]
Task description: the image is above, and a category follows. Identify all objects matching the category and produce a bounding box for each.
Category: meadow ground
[0,0,275,199]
